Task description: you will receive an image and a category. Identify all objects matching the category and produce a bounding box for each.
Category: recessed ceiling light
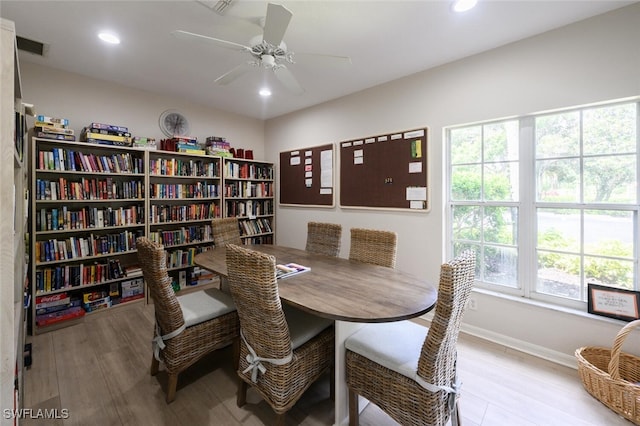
[452,0,478,13]
[98,32,120,44]
[259,88,272,97]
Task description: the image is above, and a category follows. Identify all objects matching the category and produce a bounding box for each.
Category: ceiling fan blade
[295,53,352,66]
[273,66,304,95]
[215,63,252,85]
[262,3,292,47]
[171,30,250,52]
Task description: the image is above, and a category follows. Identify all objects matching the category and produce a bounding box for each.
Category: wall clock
[159,109,190,137]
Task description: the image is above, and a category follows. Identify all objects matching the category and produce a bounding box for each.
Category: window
[447,100,639,308]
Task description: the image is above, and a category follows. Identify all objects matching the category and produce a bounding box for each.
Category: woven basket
[575,319,640,425]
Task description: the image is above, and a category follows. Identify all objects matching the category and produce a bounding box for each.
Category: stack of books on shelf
[34,115,76,141]
[132,136,157,150]
[205,136,233,157]
[35,292,85,327]
[161,136,205,155]
[82,290,111,312]
[80,122,132,146]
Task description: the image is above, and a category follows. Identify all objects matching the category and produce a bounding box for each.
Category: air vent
[16,36,48,56]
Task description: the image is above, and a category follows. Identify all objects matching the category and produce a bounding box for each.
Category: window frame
[445,98,640,310]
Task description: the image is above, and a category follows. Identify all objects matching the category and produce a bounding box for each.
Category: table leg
[334,320,366,426]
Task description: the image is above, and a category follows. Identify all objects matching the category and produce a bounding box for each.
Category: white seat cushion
[283,304,333,350]
[177,288,236,328]
[345,321,428,380]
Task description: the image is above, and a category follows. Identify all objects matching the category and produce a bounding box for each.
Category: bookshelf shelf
[31,137,146,334]
[223,158,275,245]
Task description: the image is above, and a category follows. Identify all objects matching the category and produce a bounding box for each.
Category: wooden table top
[195,245,438,323]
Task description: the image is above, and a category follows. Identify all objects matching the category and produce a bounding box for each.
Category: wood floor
[22,301,632,426]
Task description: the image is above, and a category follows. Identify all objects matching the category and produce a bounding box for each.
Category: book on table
[276,262,310,279]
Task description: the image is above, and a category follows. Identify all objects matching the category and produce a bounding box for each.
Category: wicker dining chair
[225,243,335,426]
[136,237,240,403]
[345,250,476,426]
[348,227,397,268]
[212,217,242,246]
[305,221,342,257]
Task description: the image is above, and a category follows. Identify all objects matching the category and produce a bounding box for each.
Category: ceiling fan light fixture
[261,54,276,68]
[98,31,120,45]
[452,0,478,13]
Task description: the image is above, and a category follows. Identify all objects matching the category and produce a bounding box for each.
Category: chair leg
[232,337,240,371]
[150,354,159,376]
[275,412,286,426]
[166,373,178,403]
[348,389,359,426]
[330,365,335,401]
[237,378,248,407]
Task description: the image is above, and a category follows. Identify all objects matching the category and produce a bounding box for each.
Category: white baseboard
[415,317,577,369]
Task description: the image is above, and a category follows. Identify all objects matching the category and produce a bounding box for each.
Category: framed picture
[587,283,640,322]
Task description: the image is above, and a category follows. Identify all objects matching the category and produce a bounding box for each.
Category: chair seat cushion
[345,320,428,380]
[283,304,333,350]
[177,288,236,328]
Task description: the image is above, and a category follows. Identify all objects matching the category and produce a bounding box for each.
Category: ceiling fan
[172,2,351,95]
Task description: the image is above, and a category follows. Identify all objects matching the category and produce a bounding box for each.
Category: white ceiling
[1,0,635,120]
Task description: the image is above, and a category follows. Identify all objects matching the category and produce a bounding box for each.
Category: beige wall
[265,4,640,365]
[20,63,265,157]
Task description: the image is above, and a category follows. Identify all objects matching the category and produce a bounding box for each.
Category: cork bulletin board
[279,143,335,207]
[339,128,429,211]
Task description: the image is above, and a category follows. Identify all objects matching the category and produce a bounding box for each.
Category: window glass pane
[536,158,580,202]
[450,127,481,164]
[484,121,519,162]
[583,103,637,155]
[584,210,633,258]
[452,206,481,241]
[536,252,581,300]
[535,112,580,159]
[451,164,481,200]
[537,208,580,252]
[585,256,633,290]
[583,155,636,204]
[484,206,517,245]
[484,162,518,202]
[483,246,518,287]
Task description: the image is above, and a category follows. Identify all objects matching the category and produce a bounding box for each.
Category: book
[36,115,69,126]
[81,130,132,143]
[276,262,311,280]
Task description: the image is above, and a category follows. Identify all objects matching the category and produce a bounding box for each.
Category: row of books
[148,203,220,224]
[34,259,127,293]
[224,181,273,198]
[166,245,212,269]
[224,199,274,217]
[148,225,213,248]
[160,136,199,152]
[37,148,144,174]
[225,162,273,180]
[239,218,273,236]
[149,157,219,177]
[149,182,220,199]
[35,177,144,201]
[35,230,143,263]
[36,205,144,232]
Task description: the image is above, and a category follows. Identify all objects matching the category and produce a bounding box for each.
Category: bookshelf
[31,138,146,334]
[29,140,274,332]
[223,158,275,244]
[2,17,27,419]
[147,150,221,291]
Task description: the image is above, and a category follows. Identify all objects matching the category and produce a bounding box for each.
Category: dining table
[194,244,438,426]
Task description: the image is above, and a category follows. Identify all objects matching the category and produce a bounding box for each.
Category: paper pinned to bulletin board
[339,128,429,211]
[279,143,335,207]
